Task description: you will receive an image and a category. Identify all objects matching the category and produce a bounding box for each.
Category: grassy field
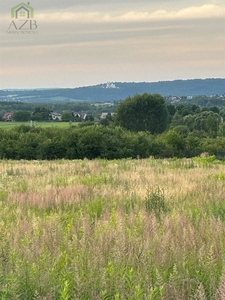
[1,157,225,299]
[0,121,75,130]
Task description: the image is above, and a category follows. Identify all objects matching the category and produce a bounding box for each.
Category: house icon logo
[11,2,34,19]
[7,2,38,34]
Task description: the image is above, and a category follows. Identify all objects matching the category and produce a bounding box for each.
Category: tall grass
[0,158,225,299]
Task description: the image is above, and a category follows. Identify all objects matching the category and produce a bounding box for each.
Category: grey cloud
[0,0,224,88]
[0,0,220,14]
[1,15,224,48]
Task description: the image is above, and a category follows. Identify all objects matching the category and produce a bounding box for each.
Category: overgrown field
[1,157,225,299]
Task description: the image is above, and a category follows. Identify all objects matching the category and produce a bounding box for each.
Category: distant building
[50,112,62,121]
[73,112,87,121]
[100,112,114,119]
[2,112,13,121]
[106,82,119,89]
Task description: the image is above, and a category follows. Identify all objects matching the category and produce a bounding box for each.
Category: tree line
[0,123,225,160]
[1,93,225,160]
[0,102,116,121]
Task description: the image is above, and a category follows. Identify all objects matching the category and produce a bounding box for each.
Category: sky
[0,0,224,89]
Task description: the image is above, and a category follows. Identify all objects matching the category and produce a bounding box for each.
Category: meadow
[0,122,73,130]
[0,157,225,299]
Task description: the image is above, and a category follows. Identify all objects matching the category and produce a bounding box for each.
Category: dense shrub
[0,124,224,160]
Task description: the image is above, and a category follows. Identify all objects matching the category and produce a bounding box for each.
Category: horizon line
[1,77,225,91]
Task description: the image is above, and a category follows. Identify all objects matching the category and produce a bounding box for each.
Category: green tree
[85,114,94,122]
[116,93,169,134]
[99,113,113,126]
[170,112,184,128]
[183,114,195,131]
[164,130,186,157]
[13,111,31,122]
[62,112,74,122]
[191,104,200,113]
[173,125,190,137]
[32,107,51,121]
[193,111,220,137]
[167,104,176,117]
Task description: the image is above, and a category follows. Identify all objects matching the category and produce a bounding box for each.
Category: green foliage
[193,155,217,166]
[116,93,169,134]
[173,125,190,137]
[193,111,220,138]
[184,134,202,157]
[144,187,167,218]
[87,197,103,221]
[32,107,51,121]
[170,104,224,140]
[1,121,225,160]
[13,110,31,122]
[0,190,8,202]
[2,94,225,162]
[171,112,184,128]
[163,130,186,157]
[61,112,74,122]
[212,173,225,181]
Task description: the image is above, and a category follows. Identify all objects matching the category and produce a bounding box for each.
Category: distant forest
[0,78,224,103]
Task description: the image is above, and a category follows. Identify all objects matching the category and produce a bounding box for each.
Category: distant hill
[0,79,224,103]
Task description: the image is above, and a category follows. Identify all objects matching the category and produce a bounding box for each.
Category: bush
[145,187,167,218]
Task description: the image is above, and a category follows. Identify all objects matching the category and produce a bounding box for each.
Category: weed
[124,192,138,214]
[6,168,14,176]
[212,173,225,181]
[145,187,167,218]
[87,197,103,221]
[81,174,107,186]
[193,155,218,167]
[0,190,8,202]
[205,201,225,221]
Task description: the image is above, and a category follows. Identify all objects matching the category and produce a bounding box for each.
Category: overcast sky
[0,0,224,89]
